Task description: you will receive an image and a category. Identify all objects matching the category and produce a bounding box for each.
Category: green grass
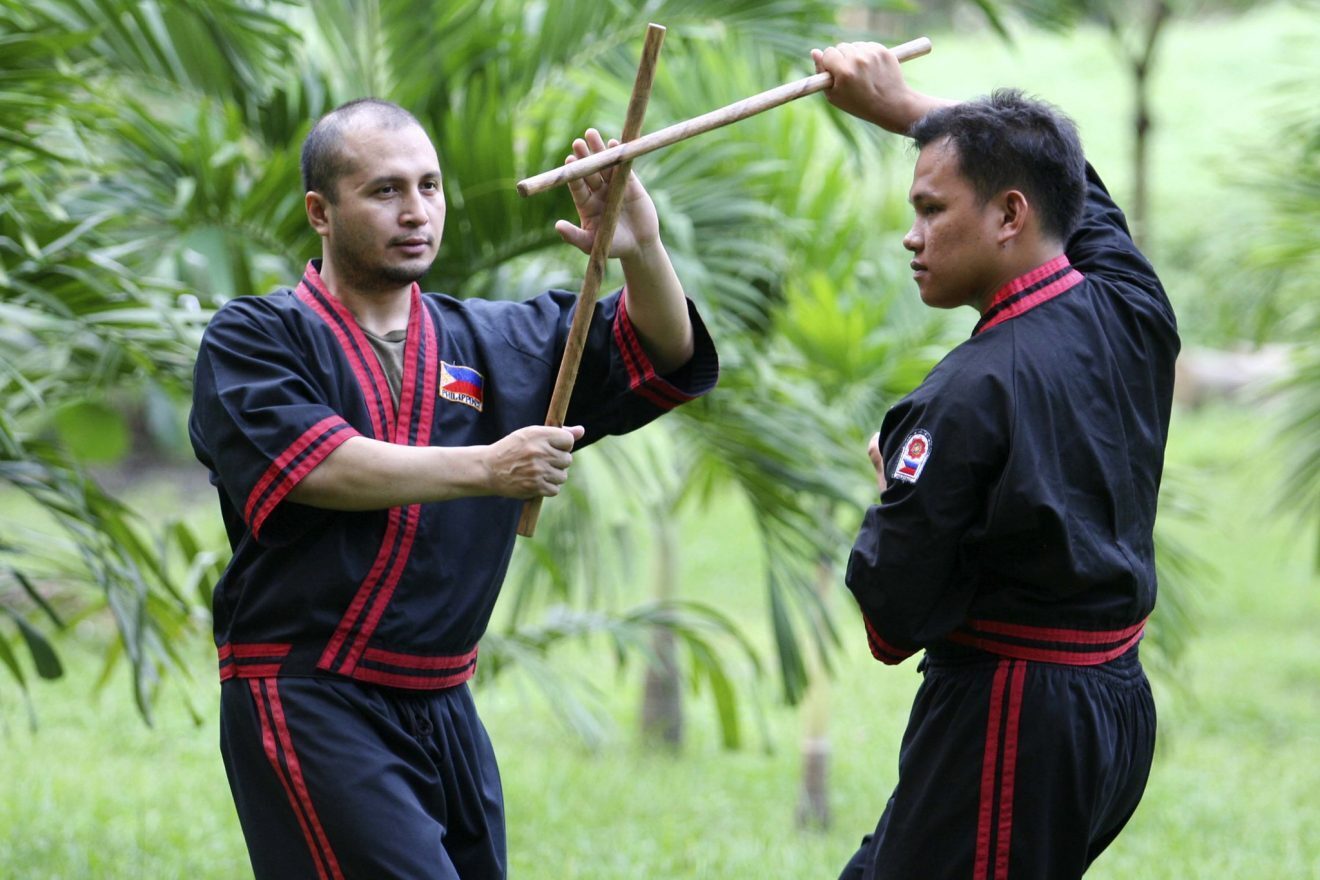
[4,5,1319,878]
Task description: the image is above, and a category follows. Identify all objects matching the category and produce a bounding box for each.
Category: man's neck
[317,261,412,335]
[977,241,1067,314]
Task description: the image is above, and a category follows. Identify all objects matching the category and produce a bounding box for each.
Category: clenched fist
[485,425,586,499]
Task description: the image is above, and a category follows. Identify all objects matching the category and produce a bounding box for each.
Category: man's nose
[902,226,921,252]
[400,190,429,225]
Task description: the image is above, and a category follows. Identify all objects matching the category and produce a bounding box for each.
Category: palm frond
[481,599,762,750]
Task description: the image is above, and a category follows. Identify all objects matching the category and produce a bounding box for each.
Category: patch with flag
[892,429,932,484]
[439,362,484,412]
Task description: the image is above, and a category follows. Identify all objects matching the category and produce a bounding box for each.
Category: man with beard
[189,98,718,879]
[810,44,1178,880]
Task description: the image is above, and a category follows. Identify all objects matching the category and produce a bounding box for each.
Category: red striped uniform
[841,165,1177,879]
[191,260,718,878]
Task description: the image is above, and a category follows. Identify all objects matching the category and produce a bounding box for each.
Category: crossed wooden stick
[517,25,931,536]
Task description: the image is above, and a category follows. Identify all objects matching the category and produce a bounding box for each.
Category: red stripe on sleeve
[863,615,917,665]
[245,417,358,538]
[613,292,695,410]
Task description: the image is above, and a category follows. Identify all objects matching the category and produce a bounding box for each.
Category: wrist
[620,237,666,271]
[895,92,956,134]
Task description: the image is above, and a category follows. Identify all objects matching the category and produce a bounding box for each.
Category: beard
[330,235,436,294]
[376,259,433,287]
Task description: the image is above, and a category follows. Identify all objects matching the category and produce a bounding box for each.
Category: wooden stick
[517,37,932,198]
[517,23,667,538]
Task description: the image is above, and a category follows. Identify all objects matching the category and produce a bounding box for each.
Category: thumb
[555,219,592,253]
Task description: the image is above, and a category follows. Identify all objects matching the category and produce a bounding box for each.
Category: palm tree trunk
[1111,0,1172,250]
[795,551,834,829]
[640,514,683,748]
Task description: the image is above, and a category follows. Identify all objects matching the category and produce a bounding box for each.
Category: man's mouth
[392,237,432,253]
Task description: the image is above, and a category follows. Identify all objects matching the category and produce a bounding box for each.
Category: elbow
[861,611,919,665]
[284,441,376,511]
[650,333,695,376]
[285,468,361,510]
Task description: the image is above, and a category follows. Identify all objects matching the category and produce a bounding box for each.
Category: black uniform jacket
[191,261,718,689]
[847,165,1179,666]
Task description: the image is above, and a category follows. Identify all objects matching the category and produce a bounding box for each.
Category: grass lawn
[3,3,1318,878]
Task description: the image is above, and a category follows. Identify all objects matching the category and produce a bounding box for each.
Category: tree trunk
[1119,0,1172,250]
[795,552,834,829]
[640,515,683,748]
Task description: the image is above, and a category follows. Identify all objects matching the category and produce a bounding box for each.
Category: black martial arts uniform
[191,261,718,879]
[840,166,1178,880]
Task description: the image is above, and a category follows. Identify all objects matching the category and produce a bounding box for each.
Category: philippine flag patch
[892,429,932,484]
[439,362,484,412]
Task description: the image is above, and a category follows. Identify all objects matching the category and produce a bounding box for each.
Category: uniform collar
[973,255,1084,337]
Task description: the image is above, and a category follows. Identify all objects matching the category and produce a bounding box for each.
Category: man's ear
[992,189,1030,247]
[306,191,331,236]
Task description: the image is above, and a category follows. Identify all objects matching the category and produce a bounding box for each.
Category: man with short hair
[811,44,1178,879]
[190,98,718,879]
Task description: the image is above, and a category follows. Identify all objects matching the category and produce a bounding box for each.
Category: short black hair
[910,89,1085,243]
[300,98,423,202]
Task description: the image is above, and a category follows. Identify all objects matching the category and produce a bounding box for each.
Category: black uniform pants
[220,677,505,880]
[840,646,1155,880]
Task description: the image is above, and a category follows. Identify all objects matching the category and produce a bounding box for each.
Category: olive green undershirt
[359,326,407,409]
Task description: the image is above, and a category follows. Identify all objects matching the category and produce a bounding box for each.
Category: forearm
[287,436,491,510]
[619,239,694,375]
[287,423,583,510]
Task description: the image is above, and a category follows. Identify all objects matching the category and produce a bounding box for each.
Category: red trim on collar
[294,261,438,679]
[974,255,1084,336]
[986,255,1072,311]
[295,262,399,440]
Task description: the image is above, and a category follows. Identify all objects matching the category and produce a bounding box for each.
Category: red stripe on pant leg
[251,680,344,880]
[974,660,1012,880]
[250,681,331,880]
[994,661,1028,880]
[264,681,346,880]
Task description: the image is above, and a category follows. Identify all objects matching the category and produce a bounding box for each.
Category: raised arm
[554,128,693,375]
[811,42,955,134]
